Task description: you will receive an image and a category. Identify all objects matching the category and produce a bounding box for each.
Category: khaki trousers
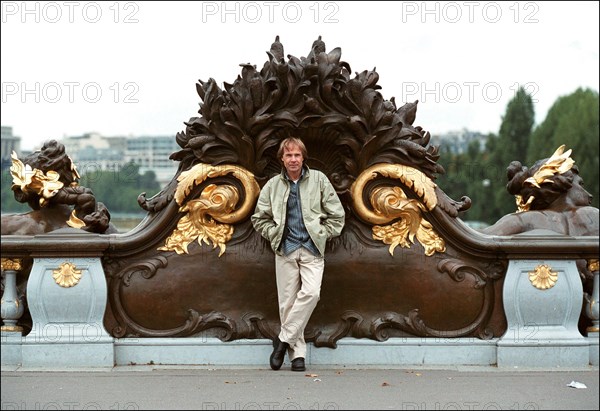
[275,247,324,360]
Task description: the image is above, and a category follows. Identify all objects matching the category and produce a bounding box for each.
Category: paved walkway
[2,365,598,410]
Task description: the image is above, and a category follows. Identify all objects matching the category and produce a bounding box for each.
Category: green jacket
[251,166,345,257]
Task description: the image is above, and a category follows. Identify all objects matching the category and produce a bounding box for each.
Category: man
[251,137,345,372]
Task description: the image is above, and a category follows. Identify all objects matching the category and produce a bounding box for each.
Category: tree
[527,88,599,208]
[436,136,494,223]
[487,86,535,219]
[79,161,161,213]
[2,163,161,216]
[1,168,29,213]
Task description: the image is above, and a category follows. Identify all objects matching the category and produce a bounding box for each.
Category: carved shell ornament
[160,164,260,256]
[52,262,83,288]
[528,264,558,290]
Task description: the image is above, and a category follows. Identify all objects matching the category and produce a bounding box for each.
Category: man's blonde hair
[277,137,307,163]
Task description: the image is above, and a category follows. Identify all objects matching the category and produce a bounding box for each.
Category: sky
[1,1,599,151]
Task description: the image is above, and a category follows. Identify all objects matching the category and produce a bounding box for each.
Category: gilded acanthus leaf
[524,144,574,189]
[10,151,64,207]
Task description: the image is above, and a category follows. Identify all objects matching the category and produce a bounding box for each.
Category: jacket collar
[280,164,310,182]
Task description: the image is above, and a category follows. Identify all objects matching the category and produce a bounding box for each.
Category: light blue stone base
[21,342,114,368]
[114,337,498,367]
[497,340,590,368]
[19,323,114,368]
[1,332,23,366]
[19,257,115,368]
[5,336,598,368]
[309,338,498,366]
[498,260,588,367]
[116,338,273,366]
[589,332,599,366]
[114,337,597,367]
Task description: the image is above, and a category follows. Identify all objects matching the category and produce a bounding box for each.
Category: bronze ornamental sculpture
[2,140,117,235]
[1,37,598,364]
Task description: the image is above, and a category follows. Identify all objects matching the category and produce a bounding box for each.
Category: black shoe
[269,338,289,370]
[291,357,305,372]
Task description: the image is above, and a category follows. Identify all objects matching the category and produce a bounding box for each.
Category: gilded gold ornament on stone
[1,258,22,271]
[0,325,23,332]
[528,264,558,290]
[52,262,83,288]
[588,259,599,272]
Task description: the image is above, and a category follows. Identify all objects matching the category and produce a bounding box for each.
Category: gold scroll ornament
[351,164,445,256]
[159,164,260,257]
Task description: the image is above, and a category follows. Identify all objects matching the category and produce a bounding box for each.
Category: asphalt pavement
[1,364,598,410]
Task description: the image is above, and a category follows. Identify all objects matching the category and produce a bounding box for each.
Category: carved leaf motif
[170,37,446,186]
[524,144,575,188]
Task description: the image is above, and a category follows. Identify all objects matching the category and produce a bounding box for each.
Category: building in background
[430,128,489,154]
[59,133,179,186]
[1,126,21,169]
[0,128,180,186]
[124,135,180,185]
[3,127,489,184]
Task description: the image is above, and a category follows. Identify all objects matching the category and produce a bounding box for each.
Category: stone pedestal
[589,332,599,366]
[1,260,25,366]
[22,257,114,368]
[1,268,24,332]
[1,331,23,366]
[497,260,588,367]
[585,262,599,365]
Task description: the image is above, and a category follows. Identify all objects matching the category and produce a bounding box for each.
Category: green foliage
[438,86,598,224]
[438,87,535,224]
[436,133,503,225]
[1,168,30,213]
[79,161,161,213]
[527,88,599,208]
[1,161,161,215]
[488,87,535,219]
[498,87,535,164]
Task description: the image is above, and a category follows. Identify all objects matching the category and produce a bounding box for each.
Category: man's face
[282,143,303,177]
